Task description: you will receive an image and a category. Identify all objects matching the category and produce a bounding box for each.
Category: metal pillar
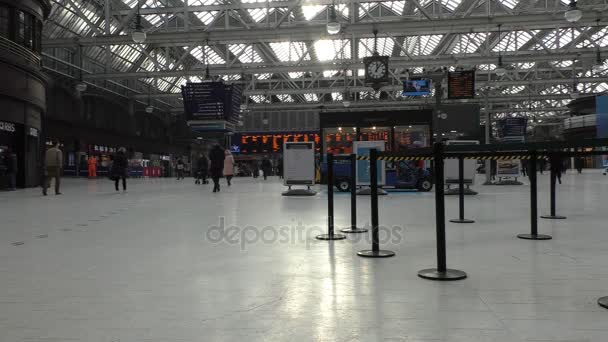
[341,154,368,233]
[317,153,346,241]
[450,156,475,224]
[418,143,467,280]
[358,149,395,257]
[518,152,552,240]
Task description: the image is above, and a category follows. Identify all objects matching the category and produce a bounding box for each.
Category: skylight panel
[358,37,394,58]
[452,33,487,54]
[443,0,462,11]
[188,0,220,5]
[383,1,405,15]
[304,93,319,102]
[250,95,269,103]
[314,39,351,61]
[359,3,378,18]
[255,73,272,80]
[402,35,442,56]
[336,4,349,17]
[289,72,304,78]
[190,46,226,64]
[323,70,339,78]
[502,85,525,94]
[143,14,163,26]
[229,44,264,63]
[478,64,496,70]
[277,94,294,102]
[247,8,275,22]
[269,42,309,62]
[221,74,242,81]
[550,60,573,67]
[332,93,343,101]
[534,28,581,50]
[498,0,519,9]
[195,11,219,25]
[540,85,569,95]
[576,27,608,48]
[493,30,539,52]
[514,62,535,69]
[302,5,326,21]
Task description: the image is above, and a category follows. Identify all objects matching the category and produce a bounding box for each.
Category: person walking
[223,149,235,186]
[111,147,128,192]
[277,156,284,179]
[261,157,272,180]
[209,144,225,192]
[549,154,564,184]
[176,158,185,180]
[43,141,63,196]
[521,159,528,177]
[4,148,17,191]
[88,155,98,178]
[195,153,208,185]
[252,161,259,178]
[575,156,584,174]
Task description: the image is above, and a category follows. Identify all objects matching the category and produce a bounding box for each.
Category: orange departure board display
[233,132,320,154]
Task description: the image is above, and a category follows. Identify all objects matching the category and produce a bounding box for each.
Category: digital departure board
[447,70,476,99]
[232,132,321,154]
[182,81,241,122]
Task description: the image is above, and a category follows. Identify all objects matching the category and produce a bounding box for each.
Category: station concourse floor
[1,171,608,342]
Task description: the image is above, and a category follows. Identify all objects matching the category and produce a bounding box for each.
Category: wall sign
[0,121,16,133]
[28,127,38,137]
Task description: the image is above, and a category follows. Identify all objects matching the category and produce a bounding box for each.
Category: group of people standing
[195,144,235,193]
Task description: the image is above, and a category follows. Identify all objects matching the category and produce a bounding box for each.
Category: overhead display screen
[448,70,476,99]
[232,132,321,154]
[402,79,432,96]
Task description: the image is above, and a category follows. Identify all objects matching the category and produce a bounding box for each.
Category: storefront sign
[0,121,16,133]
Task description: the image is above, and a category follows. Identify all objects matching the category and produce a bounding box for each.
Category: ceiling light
[326,5,341,35]
[132,14,146,43]
[240,103,248,111]
[75,82,87,92]
[145,105,154,113]
[342,100,351,107]
[495,56,507,76]
[564,0,582,22]
[338,127,342,131]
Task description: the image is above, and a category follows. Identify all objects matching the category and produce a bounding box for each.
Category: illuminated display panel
[324,127,357,154]
[234,132,320,154]
[359,127,391,151]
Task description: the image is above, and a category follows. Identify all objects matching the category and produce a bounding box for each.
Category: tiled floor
[1,171,608,342]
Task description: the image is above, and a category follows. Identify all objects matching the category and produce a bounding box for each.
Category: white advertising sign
[445,140,478,184]
[283,142,315,186]
[497,159,521,177]
[354,140,386,186]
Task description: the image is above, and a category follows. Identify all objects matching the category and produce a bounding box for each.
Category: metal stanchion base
[357,249,395,258]
[449,219,475,223]
[598,297,608,309]
[517,233,552,240]
[445,188,478,195]
[282,189,317,196]
[418,268,467,281]
[340,227,368,234]
[494,180,524,186]
[316,234,347,241]
[540,215,567,219]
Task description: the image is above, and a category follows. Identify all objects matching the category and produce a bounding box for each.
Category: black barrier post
[599,297,608,309]
[518,151,552,240]
[341,154,368,234]
[418,143,467,280]
[358,149,395,257]
[450,156,475,224]
[317,153,347,241]
[541,158,566,219]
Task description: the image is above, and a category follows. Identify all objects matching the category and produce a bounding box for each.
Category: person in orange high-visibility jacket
[88,155,98,178]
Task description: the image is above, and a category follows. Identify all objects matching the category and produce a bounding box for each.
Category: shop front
[0,120,39,190]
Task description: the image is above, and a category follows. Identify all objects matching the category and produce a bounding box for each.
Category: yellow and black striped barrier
[356,155,543,161]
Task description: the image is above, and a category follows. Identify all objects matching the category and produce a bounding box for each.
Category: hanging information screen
[283,142,315,186]
[182,82,241,122]
[447,70,476,99]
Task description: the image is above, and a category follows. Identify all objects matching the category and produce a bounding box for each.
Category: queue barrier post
[316,153,347,241]
[449,156,475,224]
[341,153,368,234]
[418,143,467,280]
[358,148,395,258]
[518,151,552,240]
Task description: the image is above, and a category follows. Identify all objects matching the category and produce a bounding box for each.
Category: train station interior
[1,0,608,341]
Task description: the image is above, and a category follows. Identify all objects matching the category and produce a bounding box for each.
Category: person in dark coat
[549,154,563,184]
[520,159,528,177]
[277,156,284,179]
[209,144,225,192]
[251,161,259,178]
[195,153,209,185]
[176,158,185,180]
[574,157,584,174]
[261,157,272,180]
[111,147,128,191]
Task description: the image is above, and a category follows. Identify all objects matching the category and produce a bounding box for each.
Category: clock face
[366,60,387,80]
